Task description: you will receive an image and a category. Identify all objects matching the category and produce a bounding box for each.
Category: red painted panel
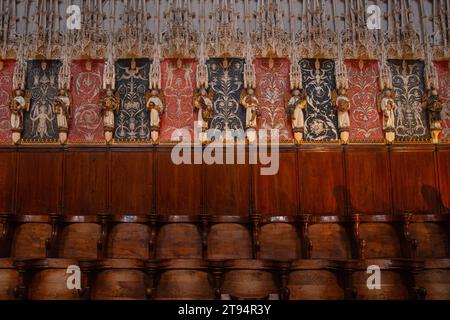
[345,60,384,142]
[255,58,292,142]
[68,60,104,143]
[160,59,196,142]
[0,60,15,143]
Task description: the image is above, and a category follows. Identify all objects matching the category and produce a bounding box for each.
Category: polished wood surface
[0,144,449,300]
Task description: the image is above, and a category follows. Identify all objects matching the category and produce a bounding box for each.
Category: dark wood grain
[64,151,108,215]
[110,151,153,215]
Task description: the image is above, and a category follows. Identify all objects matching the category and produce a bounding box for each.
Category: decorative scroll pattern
[389,60,429,140]
[345,60,384,141]
[0,60,15,143]
[434,61,450,140]
[300,59,338,141]
[114,58,151,142]
[23,60,61,142]
[254,58,292,141]
[68,60,104,143]
[160,59,196,142]
[207,58,245,132]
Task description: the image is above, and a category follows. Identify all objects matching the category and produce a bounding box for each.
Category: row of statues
[8,81,444,145]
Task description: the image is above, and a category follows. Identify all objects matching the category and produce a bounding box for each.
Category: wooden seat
[107,223,150,259]
[308,223,352,259]
[92,259,147,300]
[155,224,202,259]
[11,223,52,259]
[27,259,82,300]
[0,259,20,300]
[221,260,278,300]
[350,259,409,300]
[288,260,344,300]
[59,223,101,259]
[409,222,450,259]
[207,223,252,260]
[154,259,215,300]
[260,223,300,261]
[415,259,450,300]
[359,223,402,258]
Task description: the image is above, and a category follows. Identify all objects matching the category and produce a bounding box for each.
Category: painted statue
[146,89,165,144]
[101,84,120,144]
[286,88,308,144]
[193,86,213,143]
[240,88,259,144]
[423,87,444,143]
[378,88,397,144]
[53,89,72,144]
[332,87,351,144]
[9,89,30,144]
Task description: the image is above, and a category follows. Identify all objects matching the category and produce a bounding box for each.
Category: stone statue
[332,87,351,144]
[287,88,308,144]
[53,89,72,144]
[378,88,397,144]
[146,89,165,144]
[193,86,213,143]
[101,84,120,144]
[9,89,29,144]
[423,88,444,144]
[240,88,259,144]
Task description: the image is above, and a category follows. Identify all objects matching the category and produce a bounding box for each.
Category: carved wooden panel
[255,151,299,216]
[16,150,62,214]
[299,148,345,215]
[437,147,450,212]
[0,151,15,214]
[156,150,201,215]
[110,151,153,215]
[390,147,439,213]
[64,151,108,215]
[204,163,250,216]
[345,147,392,214]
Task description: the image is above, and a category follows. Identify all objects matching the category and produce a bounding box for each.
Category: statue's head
[385,88,392,97]
[15,89,24,96]
[130,59,136,70]
[292,89,300,96]
[151,89,159,96]
[200,87,207,96]
[247,88,254,95]
[339,88,346,95]
[107,88,113,96]
[431,89,438,96]
[59,89,66,96]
